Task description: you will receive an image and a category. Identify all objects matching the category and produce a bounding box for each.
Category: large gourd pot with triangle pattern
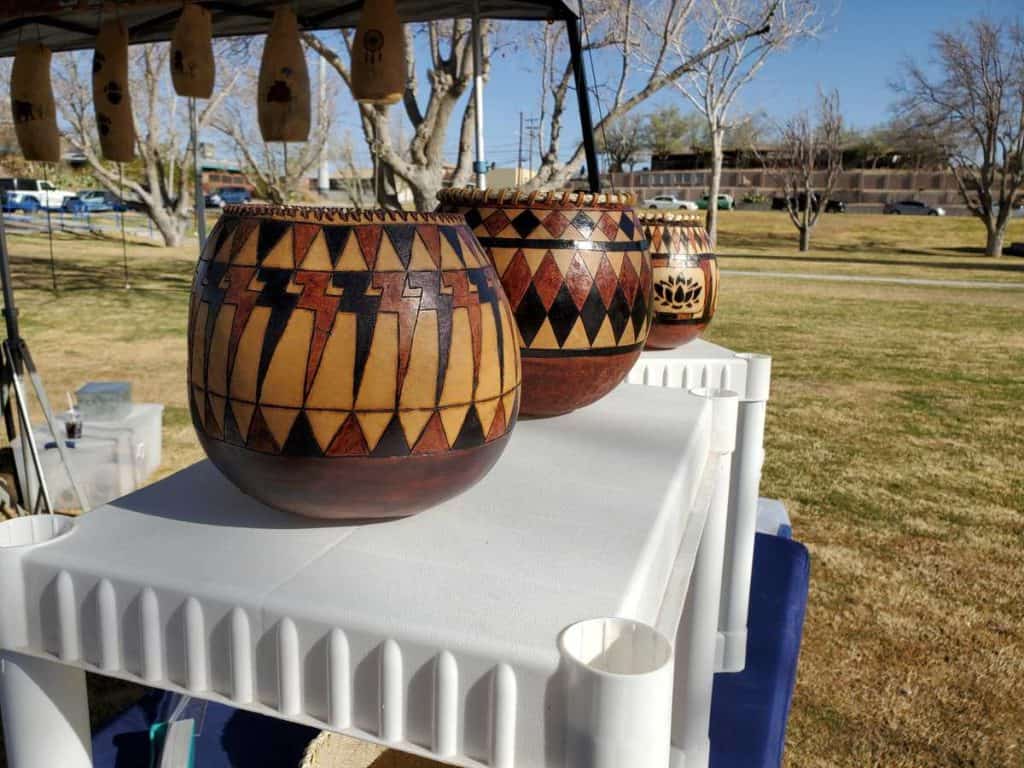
[438,189,652,417]
[188,205,521,519]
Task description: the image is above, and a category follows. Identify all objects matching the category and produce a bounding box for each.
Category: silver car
[883,200,945,216]
[643,194,698,210]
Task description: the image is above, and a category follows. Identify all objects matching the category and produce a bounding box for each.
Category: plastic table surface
[0,383,721,768]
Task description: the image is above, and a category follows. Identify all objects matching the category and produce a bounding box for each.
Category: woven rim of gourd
[437,187,636,208]
[221,204,466,225]
[637,211,705,226]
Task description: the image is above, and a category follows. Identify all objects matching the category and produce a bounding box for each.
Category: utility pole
[525,116,540,179]
[517,112,524,186]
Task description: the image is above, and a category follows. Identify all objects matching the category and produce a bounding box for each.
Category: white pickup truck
[0,178,79,212]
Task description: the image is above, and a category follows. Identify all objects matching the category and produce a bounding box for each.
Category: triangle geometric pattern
[640,215,719,348]
[439,194,653,355]
[190,209,521,460]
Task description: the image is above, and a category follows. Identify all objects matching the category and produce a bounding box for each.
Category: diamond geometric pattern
[492,243,650,351]
[441,200,652,354]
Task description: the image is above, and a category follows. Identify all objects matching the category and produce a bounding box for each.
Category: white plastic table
[0,384,739,768]
[628,340,772,673]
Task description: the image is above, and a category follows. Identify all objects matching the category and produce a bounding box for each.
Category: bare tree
[598,112,647,172]
[524,0,810,193]
[305,21,494,210]
[897,18,1024,257]
[53,44,238,247]
[663,0,824,243]
[759,90,843,252]
[212,64,334,204]
[329,130,377,207]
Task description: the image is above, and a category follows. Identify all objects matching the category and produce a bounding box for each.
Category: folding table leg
[718,354,771,673]
[670,390,738,768]
[0,651,92,768]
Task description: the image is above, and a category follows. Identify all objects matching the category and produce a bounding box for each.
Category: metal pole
[0,213,22,351]
[471,0,487,190]
[191,98,207,251]
[318,55,330,196]
[566,17,601,193]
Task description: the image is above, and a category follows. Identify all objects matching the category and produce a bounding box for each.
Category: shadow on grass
[7,253,193,294]
[721,252,1024,273]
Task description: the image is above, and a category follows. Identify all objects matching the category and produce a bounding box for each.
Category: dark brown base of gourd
[519,345,643,418]
[644,320,710,350]
[199,433,511,520]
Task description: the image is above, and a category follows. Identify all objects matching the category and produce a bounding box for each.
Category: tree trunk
[148,206,188,247]
[798,226,810,252]
[985,222,1005,258]
[706,127,724,245]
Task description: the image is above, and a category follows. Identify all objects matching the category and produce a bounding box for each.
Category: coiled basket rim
[437,187,637,209]
[221,204,467,226]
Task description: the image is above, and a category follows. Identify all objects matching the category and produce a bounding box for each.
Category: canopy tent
[0,0,600,191]
[0,0,578,53]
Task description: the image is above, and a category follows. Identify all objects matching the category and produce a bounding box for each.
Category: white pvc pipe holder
[0,651,92,768]
[688,388,739,455]
[0,514,75,650]
[736,353,772,403]
[561,617,674,768]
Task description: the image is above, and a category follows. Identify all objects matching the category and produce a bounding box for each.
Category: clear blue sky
[337,0,1021,168]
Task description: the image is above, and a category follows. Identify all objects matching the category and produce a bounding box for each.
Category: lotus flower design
[654,274,703,311]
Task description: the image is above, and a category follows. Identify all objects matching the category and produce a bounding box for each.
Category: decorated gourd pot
[188,205,521,519]
[437,189,652,417]
[641,213,719,350]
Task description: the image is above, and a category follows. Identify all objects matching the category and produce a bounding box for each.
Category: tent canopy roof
[0,0,579,57]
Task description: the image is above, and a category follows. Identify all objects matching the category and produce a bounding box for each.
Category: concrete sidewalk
[721,269,1024,290]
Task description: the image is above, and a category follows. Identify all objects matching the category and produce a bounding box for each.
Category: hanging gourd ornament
[171,2,215,98]
[351,0,406,105]
[11,42,60,162]
[93,19,135,162]
[257,5,310,142]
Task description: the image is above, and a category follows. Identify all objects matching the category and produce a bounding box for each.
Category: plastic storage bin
[11,404,163,512]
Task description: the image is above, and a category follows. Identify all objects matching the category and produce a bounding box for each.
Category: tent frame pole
[471,0,487,190]
[565,15,601,193]
[191,98,207,251]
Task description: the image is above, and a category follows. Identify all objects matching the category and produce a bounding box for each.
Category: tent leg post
[566,17,600,193]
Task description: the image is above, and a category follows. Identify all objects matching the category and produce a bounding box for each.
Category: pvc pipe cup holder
[0,514,74,548]
[735,353,772,402]
[560,617,674,768]
[0,515,75,650]
[688,388,739,455]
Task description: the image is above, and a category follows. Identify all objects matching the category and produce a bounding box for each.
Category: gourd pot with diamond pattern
[437,189,652,417]
[640,213,718,349]
[188,205,521,519]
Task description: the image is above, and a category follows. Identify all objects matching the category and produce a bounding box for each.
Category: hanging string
[118,163,129,289]
[282,142,288,201]
[41,163,58,293]
[577,2,613,192]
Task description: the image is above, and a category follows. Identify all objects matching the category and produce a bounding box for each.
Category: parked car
[0,177,78,212]
[642,194,697,210]
[696,193,735,210]
[771,193,846,213]
[204,192,225,209]
[215,186,252,204]
[883,200,945,216]
[63,189,128,213]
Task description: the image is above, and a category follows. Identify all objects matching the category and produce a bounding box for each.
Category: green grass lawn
[1,211,1022,767]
